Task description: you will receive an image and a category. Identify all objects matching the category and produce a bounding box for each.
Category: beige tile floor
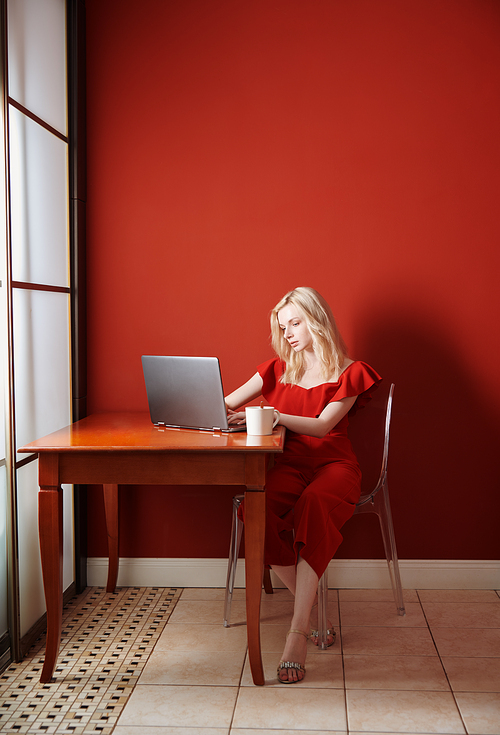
[115,586,500,735]
[1,586,500,735]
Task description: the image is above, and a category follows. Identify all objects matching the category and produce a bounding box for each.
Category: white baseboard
[87,557,500,590]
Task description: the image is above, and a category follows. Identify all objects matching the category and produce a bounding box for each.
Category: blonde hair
[270,287,349,385]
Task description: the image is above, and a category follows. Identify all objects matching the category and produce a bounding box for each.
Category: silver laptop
[141,355,245,432]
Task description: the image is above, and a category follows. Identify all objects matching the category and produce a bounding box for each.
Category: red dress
[257,358,382,579]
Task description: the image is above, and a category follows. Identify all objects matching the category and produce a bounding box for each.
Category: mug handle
[272,409,280,428]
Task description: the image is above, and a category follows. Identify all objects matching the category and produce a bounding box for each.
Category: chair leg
[224,496,274,628]
[316,568,329,649]
[263,567,273,594]
[375,482,406,616]
[223,495,244,627]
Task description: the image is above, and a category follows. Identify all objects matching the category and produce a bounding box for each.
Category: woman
[225,287,381,683]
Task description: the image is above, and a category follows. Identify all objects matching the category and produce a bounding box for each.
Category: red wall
[85,0,500,561]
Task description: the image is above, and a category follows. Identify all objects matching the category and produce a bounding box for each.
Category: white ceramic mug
[245,405,280,436]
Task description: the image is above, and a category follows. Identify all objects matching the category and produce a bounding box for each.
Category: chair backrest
[347,382,394,500]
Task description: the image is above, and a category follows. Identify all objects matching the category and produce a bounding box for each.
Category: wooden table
[18,413,285,685]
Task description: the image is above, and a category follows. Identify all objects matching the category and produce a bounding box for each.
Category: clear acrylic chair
[223,494,274,627]
[223,382,405,638]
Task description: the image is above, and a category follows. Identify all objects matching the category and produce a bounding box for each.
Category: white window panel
[7,0,67,136]
[9,107,69,288]
[0,465,8,638]
[17,460,74,637]
[0,123,7,464]
[0,290,5,463]
[13,289,71,450]
[62,483,74,593]
[16,460,44,636]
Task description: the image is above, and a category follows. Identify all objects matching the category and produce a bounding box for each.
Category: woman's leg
[269,564,296,595]
[292,460,361,584]
[264,461,309,570]
[290,462,360,651]
[277,555,318,683]
[271,563,334,641]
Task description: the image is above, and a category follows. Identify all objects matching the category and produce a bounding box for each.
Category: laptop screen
[141,355,237,431]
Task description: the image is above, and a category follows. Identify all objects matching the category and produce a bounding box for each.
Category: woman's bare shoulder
[327,357,355,383]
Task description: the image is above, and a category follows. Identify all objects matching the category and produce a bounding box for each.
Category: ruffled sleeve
[257,357,284,395]
[331,361,382,415]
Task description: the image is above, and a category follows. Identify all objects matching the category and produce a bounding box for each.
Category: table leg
[103,484,119,593]
[38,481,63,683]
[263,567,273,595]
[244,487,266,686]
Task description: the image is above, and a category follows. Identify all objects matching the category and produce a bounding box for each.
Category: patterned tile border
[0,587,180,734]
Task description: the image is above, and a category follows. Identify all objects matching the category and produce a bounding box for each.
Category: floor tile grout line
[416,589,469,735]
[336,589,351,735]
[229,644,248,734]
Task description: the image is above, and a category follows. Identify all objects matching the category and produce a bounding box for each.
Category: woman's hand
[225,372,263,426]
[226,409,246,426]
[224,372,264,411]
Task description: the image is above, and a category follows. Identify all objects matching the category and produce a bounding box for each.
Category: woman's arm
[277,395,358,438]
[225,372,264,410]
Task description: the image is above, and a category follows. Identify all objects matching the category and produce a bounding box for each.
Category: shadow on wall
[86,301,500,564]
[338,304,500,561]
